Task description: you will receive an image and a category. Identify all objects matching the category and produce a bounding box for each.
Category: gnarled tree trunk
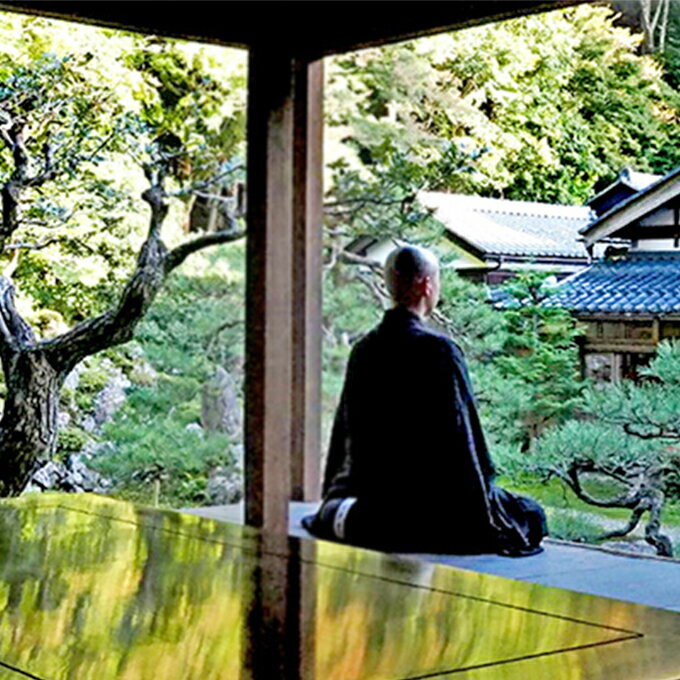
[0,350,62,495]
[0,180,244,496]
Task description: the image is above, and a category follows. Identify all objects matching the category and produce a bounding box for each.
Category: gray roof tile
[548,252,680,314]
[419,192,594,259]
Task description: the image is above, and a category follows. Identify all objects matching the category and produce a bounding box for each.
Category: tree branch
[4,237,61,251]
[170,164,245,199]
[42,233,168,373]
[43,182,244,373]
[354,270,390,308]
[596,506,645,541]
[24,140,59,188]
[204,318,244,351]
[0,276,35,354]
[42,185,170,372]
[553,465,641,509]
[163,228,245,274]
[623,422,680,440]
[338,250,383,270]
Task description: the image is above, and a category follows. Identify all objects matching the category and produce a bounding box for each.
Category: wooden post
[291,59,323,502]
[245,46,296,534]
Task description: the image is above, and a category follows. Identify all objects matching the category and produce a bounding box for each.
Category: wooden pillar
[245,46,296,534]
[291,59,323,502]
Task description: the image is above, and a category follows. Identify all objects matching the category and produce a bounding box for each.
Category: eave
[581,167,680,247]
[0,1,588,56]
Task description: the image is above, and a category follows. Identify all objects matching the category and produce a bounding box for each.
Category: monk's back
[345,307,466,509]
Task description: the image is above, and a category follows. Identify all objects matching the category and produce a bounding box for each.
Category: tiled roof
[622,169,663,192]
[579,166,680,243]
[419,192,594,259]
[547,252,680,314]
[587,169,661,206]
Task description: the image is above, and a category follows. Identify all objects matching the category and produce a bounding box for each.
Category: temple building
[348,191,596,282]
[549,166,680,381]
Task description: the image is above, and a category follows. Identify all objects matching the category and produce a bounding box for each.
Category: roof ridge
[475,208,589,220]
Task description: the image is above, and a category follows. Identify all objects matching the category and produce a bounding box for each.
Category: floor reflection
[0,494,674,680]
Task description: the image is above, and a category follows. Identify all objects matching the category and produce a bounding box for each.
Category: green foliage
[437,265,505,361]
[0,13,247,331]
[92,247,244,506]
[0,13,248,505]
[93,381,233,507]
[527,341,680,505]
[56,427,89,457]
[546,509,605,543]
[78,366,111,396]
[477,272,583,453]
[326,4,680,204]
[126,38,246,180]
[536,420,669,476]
[135,245,244,377]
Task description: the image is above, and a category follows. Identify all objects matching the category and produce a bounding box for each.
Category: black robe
[319,305,547,556]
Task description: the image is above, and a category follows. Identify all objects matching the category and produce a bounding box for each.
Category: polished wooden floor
[0,494,678,680]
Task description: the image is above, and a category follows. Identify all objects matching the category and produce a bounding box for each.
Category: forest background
[2,3,680,553]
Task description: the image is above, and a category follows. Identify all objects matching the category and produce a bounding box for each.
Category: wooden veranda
[0,0,584,535]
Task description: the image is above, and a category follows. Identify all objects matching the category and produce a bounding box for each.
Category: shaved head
[384,245,439,309]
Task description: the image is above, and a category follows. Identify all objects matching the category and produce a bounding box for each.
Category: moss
[128,367,156,387]
[75,391,95,413]
[79,367,110,395]
[102,347,137,373]
[57,426,90,456]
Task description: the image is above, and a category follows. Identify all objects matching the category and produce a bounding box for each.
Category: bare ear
[411,274,428,298]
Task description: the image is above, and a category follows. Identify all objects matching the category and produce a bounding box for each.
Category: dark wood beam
[0,1,589,57]
[291,59,323,502]
[245,47,296,534]
[296,0,589,57]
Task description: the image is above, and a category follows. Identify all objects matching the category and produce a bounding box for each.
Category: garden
[0,4,679,555]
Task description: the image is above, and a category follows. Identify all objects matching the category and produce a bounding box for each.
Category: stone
[93,368,131,429]
[201,366,242,436]
[82,415,97,434]
[206,466,243,505]
[63,362,85,391]
[185,422,204,436]
[29,455,110,494]
[129,359,157,386]
[67,454,110,491]
[31,461,66,491]
[232,443,245,468]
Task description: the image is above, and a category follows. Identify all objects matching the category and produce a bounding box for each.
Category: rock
[67,454,110,491]
[206,466,243,504]
[81,440,115,459]
[57,411,71,429]
[129,359,157,386]
[29,455,110,494]
[185,422,204,436]
[31,461,67,491]
[81,415,97,434]
[63,362,85,391]
[93,368,131,429]
[201,366,242,436]
[232,443,244,468]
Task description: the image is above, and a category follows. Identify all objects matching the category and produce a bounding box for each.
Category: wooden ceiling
[0,1,587,56]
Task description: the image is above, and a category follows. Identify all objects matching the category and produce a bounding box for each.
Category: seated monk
[303,245,547,556]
